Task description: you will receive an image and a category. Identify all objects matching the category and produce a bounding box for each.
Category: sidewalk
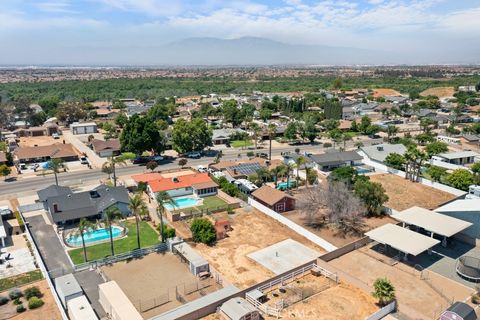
[61,129,107,169]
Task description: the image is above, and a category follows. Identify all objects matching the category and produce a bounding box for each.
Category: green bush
[323,142,332,148]
[13,297,22,305]
[190,218,216,245]
[16,304,26,313]
[0,296,8,305]
[24,286,42,300]
[9,288,23,300]
[158,225,176,239]
[246,151,254,157]
[28,296,44,309]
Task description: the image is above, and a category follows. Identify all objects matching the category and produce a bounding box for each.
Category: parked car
[80,156,89,164]
[256,152,269,159]
[132,157,149,164]
[197,165,208,173]
[187,152,201,159]
[150,155,164,163]
[52,133,60,139]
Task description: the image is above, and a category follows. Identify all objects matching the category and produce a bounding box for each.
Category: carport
[392,207,472,247]
[365,223,440,261]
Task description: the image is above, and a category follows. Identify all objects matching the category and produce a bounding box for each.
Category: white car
[187,152,201,159]
[197,165,207,173]
[80,156,89,164]
[52,133,60,139]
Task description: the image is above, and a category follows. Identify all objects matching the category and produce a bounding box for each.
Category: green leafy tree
[323,100,342,120]
[222,100,243,127]
[425,141,448,157]
[303,119,318,143]
[178,158,188,168]
[259,108,272,122]
[190,218,216,245]
[426,165,447,183]
[129,193,148,249]
[332,78,343,90]
[306,168,318,185]
[472,162,480,185]
[250,122,261,149]
[114,113,128,128]
[47,159,64,186]
[56,102,87,124]
[155,191,176,242]
[386,125,399,142]
[0,164,11,181]
[171,118,212,154]
[72,218,97,262]
[384,153,405,170]
[354,179,389,216]
[328,167,358,187]
[359,116,372,135]
[284,122,297,141]
[372,278,396,306]
[120,114,166,155]
[104,206,123,256]
[446,169,474,191]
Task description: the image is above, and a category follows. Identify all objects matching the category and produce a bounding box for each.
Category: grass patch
[0,270,43,292]
[231,140,253,148]
[120,152,136,160]
[68,221,160,265]
[198,196,228,211]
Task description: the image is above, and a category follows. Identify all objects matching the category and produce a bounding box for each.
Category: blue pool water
[277,181,296,190]
[65,226,123,247]
[355,167,373,174]
[164,197,200,210]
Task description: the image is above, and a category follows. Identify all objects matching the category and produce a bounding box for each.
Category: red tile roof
[133,172,214,193]
[131,172,163,183]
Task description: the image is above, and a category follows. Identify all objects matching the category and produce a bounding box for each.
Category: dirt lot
[369,173,456,211]
[101,253,221,319]
[283,210,396,247]
[372,88,401,97]
[18,136,60,147]
[330,249,473,319]
[420,87,455,98]
[193,209,326,289]
[0,280,62,320]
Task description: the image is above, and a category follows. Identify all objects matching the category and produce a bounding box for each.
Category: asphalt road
[0,138,382,197]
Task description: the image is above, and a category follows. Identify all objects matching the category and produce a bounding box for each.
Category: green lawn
[231,140,253,148]
[0,270,43,292]
[68,221,160,265]
[198,196,228,210]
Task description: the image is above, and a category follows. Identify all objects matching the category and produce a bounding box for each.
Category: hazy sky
[1,0,479,65]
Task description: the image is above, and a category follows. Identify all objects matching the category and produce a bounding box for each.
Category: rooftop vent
[172,177,179,183]
[376,146,384,151]
[89,191,100,198]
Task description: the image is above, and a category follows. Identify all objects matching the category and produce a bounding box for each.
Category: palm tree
[341,133,352,150]
[267,123,277,160]
[47,158,64,186]
[386,125,399,142]
[106,156,126,187]
[250,122,261,150]
[285,162,296,191]
[155,192,176,242]
[129,193,147,249]
[72,218,97,263]
[295,156,306,188]
[103,206,123,256]
[372,278,395,306]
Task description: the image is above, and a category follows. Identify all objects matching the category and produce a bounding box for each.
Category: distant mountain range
[150,37,398,66]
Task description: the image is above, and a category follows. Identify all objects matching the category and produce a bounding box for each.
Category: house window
[275,203,285,212]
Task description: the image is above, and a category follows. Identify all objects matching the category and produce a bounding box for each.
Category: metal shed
[173,242,209,276]
[67,295,98,320]
[54,273,83,309]
[219,297,260,320]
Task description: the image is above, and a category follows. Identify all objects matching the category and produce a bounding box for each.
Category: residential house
[14,144,78,163]
[94,108,119,119]
[359,143,407,165]
[416,109,437,118]
[435,151,479,165]
[251,185,295,213]
[90,139,121,158]
[37,184,130,225]
[282,153,315,168]
[461,134,480,147]
[12,123,59,137]
[132,172,218,199]
[310,150,363,171]
[209,157,282,180]
[212,128,247,145]
[70,122,97,135]
[353,102,379,114]
[260,126,285,140]
[342,106,356,120]
[0,152,6,164]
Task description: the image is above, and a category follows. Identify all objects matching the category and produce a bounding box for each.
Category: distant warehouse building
[70,122,97,135]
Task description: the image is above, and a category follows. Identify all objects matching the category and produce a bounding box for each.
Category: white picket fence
[247,197,337,252]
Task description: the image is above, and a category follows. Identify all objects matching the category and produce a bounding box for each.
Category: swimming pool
[65,226,123,247]
[164,197,201,210]
[276,181,296,190]
[355,167,373,174]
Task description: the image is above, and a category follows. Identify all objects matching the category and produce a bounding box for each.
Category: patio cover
[393,206,472,238]
[365,223,440,256]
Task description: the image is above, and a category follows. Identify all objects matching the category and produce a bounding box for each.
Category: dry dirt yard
[0,280,61,320]
[420,86,455,98]
[193,209,326,289]
[369,173,456,211]
[372,88,402,97]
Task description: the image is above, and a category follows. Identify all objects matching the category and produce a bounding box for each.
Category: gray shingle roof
[37,185,72,202]
[360,143,407,163]
[309,150,362,166]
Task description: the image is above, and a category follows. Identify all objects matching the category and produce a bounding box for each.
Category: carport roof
[365,223,440,256]
[393,206,472,238]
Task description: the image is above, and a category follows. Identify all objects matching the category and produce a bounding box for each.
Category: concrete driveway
[62,130,107,169]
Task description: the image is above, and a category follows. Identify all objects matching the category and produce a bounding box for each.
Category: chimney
[53,203,59,213]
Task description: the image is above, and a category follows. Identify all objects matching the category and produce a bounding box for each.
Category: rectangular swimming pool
[164,197,201,210]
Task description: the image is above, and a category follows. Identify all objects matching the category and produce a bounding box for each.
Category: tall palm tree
[155,191,176,242]
[295,156,306,188]
[47,158,64,186]
[107,155,126,187]
[386,125,399,142]
[72,218,97,263]
[129,193,147,249]
[285,162,296,191]
[250,122,261,150]
[104,206,123,256]
[267,123,277,160]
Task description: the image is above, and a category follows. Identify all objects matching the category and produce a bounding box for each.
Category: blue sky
[1,0,479,65]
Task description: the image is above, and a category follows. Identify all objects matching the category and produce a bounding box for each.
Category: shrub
[13,297,22,305]
[28,297,44,309]
[472,294,480,304]
[323,142,332,148]
[246,151,254,157]
[0,296,8,306]
[9,289,23,300]
[158,225,176,239]
[16,304,26,313]
[24,286,42,300]
[227,207,235,215]
[190,218,216,245]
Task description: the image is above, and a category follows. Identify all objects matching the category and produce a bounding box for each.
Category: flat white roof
[70,122,97,127]
[393,206,472,237]
[99,281,142,320]
[67,295,98,320]
[365,223,440,256]
[435,199,480,213]
[438,151,479,159]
